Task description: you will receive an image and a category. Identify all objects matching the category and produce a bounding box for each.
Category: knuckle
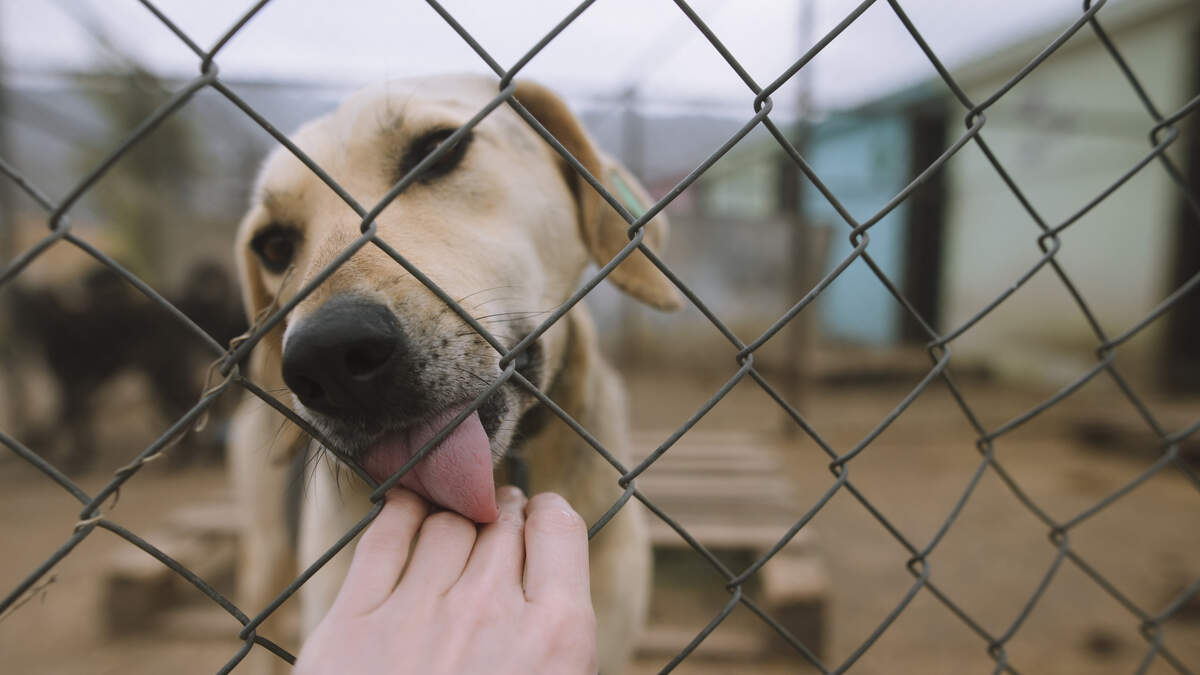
[388,488,428,514]
[543,596,596,631]
[449,587,512,626]
[493,505,525,531]
[355,529,399,559]
[543,603,598,665]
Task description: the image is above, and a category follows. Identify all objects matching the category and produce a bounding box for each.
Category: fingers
[522,493,590,605]
[458,486,528,590]
[334,487,588,621]
[331,488,429,615]
[400,507,479,595]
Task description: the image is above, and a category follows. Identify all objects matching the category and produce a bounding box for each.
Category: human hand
[293,486,597,675]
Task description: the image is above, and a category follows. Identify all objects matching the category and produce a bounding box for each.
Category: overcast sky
[3,0,1126,113]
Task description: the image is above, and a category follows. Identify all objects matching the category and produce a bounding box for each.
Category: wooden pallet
[632,431,828,662]
[103,501,238,635]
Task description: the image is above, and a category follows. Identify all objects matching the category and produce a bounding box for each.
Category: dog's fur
[228,75,680,674]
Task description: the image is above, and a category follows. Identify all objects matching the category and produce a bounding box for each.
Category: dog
[5,231,245,472]
[227,75,681,674]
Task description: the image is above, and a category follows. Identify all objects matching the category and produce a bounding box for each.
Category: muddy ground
[1,364,1198,674]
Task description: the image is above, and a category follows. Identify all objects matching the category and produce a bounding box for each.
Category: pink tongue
[363,407,498,523]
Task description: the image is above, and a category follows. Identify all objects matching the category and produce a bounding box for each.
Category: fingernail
[497,485,526,504]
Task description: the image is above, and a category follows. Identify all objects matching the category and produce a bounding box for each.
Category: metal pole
[779,1,817,435]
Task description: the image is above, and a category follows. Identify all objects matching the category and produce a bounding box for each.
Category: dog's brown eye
[399,128,473,183]
[250,225,300,274]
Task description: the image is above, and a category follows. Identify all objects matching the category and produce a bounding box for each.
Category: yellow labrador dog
[227,75,680,674]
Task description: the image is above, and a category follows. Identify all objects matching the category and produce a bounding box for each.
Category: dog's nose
[281,297,409,418]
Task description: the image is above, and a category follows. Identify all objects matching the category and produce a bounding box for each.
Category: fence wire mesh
[2,0,1199,673]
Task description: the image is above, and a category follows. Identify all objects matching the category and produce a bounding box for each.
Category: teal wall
[696,107,924,347]
[802,115,913,345]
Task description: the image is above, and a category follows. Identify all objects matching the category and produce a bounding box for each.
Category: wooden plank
[163,501,239,538]
[632,450,785,469]
[103,528,237,634]
[633,449,781,472]
[650,520,814,552]
[760,551,828,658]
[643,499,801,521]
[154,605,240,640]
[637,491,803,522]
[641,501,804,533]
[637,475,794,502]
[638,458,780,477]
[635,430,817,553]
[632,431,783,447]
[105,532,204,584]
[631,432,794,481]
[633,431,788,446]
[760,550,828,603]
[637,624,766,660]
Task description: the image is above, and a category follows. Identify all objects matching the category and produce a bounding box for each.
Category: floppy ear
[513,80,681,311]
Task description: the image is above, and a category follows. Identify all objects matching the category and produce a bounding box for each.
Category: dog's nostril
[290,375,325,403]
[280,298,405,416]
[344,338,395,378]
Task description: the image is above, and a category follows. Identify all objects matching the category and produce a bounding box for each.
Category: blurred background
[1,0,1198,673]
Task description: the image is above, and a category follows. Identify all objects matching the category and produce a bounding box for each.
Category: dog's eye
[400,128,473,183]
[250,225,300,274]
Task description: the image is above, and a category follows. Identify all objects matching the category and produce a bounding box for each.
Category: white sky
[2,0,1123,113]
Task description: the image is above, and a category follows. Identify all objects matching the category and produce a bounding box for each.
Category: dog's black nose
[281,297,409,418]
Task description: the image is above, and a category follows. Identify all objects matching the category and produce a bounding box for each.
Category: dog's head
[235,76,678,521]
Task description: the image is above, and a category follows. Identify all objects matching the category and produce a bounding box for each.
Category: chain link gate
[2,0,1199,673]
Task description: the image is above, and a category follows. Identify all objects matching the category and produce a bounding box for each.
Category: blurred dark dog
[5,258,245,472]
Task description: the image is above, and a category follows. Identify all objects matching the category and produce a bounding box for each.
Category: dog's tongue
[363,407,498,523]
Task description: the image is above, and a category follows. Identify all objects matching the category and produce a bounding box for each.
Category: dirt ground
[1,364,1198,674]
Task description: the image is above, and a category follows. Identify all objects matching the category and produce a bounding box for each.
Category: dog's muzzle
[280,295,500,522]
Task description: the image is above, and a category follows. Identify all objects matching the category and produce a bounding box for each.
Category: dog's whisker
[264,418,293,457]
[465,294,523,306]
[474,310,550,322]
[461,298,525,315]
[297,443,325,499]
[243,387,292,408]
[452,331,516,342]
[448,365,493,388]
[453,285,519,306]
[480,319,544,329]
[331,453,347,497]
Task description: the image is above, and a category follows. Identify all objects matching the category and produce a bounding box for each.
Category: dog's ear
[514,80,681,311]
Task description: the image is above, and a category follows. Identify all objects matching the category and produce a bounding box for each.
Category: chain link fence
[2,0,1199,673]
